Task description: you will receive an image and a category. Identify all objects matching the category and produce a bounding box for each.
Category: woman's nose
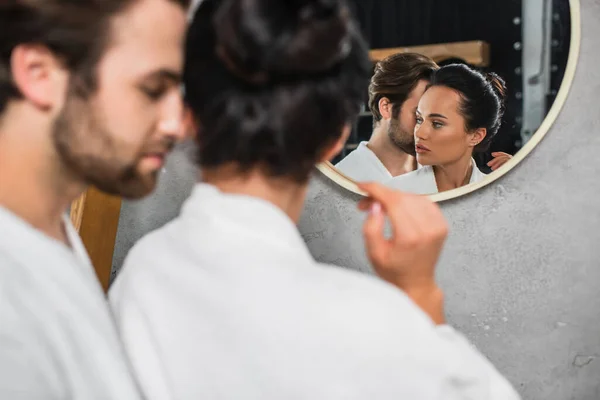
[415,124,428,140]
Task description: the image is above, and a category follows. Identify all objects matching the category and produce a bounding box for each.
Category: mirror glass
[327,0,572,195]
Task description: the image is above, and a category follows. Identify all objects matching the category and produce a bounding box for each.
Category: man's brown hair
[0,0,190,114]
[368,52,438,125]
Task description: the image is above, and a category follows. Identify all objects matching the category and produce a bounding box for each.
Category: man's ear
[10,44,68,111]
[319,124,352,163]
[378,97,392,120]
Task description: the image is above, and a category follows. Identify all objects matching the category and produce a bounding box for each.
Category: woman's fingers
[357,182,422,245]
[358,198,374,211]
[358,182,448,292]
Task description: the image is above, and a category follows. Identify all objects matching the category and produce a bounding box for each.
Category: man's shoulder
[0,263,48,345]
[334,147,364,170]
[0,249,35,304]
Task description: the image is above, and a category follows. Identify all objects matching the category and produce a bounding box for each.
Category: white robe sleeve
[432,325,520,399]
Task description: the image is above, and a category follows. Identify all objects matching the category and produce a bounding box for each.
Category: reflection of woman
[387,64,507,194]
[111,0,518,399]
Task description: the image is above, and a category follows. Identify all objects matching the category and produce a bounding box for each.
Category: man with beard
[336,53,436,182]
[0,0,189,398]
[336,53,511,183]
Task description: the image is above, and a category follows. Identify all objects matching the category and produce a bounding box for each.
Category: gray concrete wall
[113,2,599,398]
[112,141,198,282]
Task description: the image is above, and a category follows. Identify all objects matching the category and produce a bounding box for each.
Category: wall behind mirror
[324,0,572,196]
[296,1,600,398]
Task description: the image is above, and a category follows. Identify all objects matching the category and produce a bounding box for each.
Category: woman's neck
[201,164,309,223]
[432,155,474,192]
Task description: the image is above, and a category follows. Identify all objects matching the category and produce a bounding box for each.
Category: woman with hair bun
[110,1,519,399]
[388,64,508,194]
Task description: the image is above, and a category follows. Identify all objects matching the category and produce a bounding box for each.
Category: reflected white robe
[386,158,487,194]
[0,207,142,399]
[110,183,519,400]
[334,141,392,183]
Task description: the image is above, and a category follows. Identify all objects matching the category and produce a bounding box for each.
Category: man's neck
[432,155,474,192]
[0,125,85,243]
[367,127,417,177]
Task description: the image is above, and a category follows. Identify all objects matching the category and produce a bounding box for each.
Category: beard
[388,117,416,156]
[52,89,173,199]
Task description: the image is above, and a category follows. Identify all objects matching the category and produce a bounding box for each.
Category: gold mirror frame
[317,0,581,202]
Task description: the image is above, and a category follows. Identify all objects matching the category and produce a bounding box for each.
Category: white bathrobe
[110,183,520,400]
[0,207,141,400]
[334,141,393,183]
[386,159,487,194]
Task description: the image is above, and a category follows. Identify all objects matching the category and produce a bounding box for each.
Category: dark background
[334,0,571,171]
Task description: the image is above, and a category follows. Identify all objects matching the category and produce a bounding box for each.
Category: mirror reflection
[331,0,572,194]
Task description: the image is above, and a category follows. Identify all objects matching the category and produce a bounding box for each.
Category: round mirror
[318,0,580,201]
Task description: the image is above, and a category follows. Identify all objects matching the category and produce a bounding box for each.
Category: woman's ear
[469,127,487,148]
[318,124,352,163]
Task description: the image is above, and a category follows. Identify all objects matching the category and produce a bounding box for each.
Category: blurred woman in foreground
[110,1,520,399]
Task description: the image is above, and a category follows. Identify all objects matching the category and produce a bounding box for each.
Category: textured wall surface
[112,141,198,281]
[299,3,599,398]
[113,2,599,398]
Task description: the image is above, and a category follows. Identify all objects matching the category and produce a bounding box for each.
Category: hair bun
[213,0,352,84]
[485,72,507,112]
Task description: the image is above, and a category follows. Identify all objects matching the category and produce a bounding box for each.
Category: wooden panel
[369,40,490,67]
[69,191,87,232]
[70,188,122,292]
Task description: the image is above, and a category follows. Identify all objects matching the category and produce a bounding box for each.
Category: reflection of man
[336,53,438,182]
[0,0,188,398]
[335,53,513,183]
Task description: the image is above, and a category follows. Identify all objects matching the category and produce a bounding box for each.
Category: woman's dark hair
[427,64,507,153]
[184,0,372,182]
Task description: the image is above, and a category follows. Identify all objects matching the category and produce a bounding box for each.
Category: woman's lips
[415,144,431,154]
